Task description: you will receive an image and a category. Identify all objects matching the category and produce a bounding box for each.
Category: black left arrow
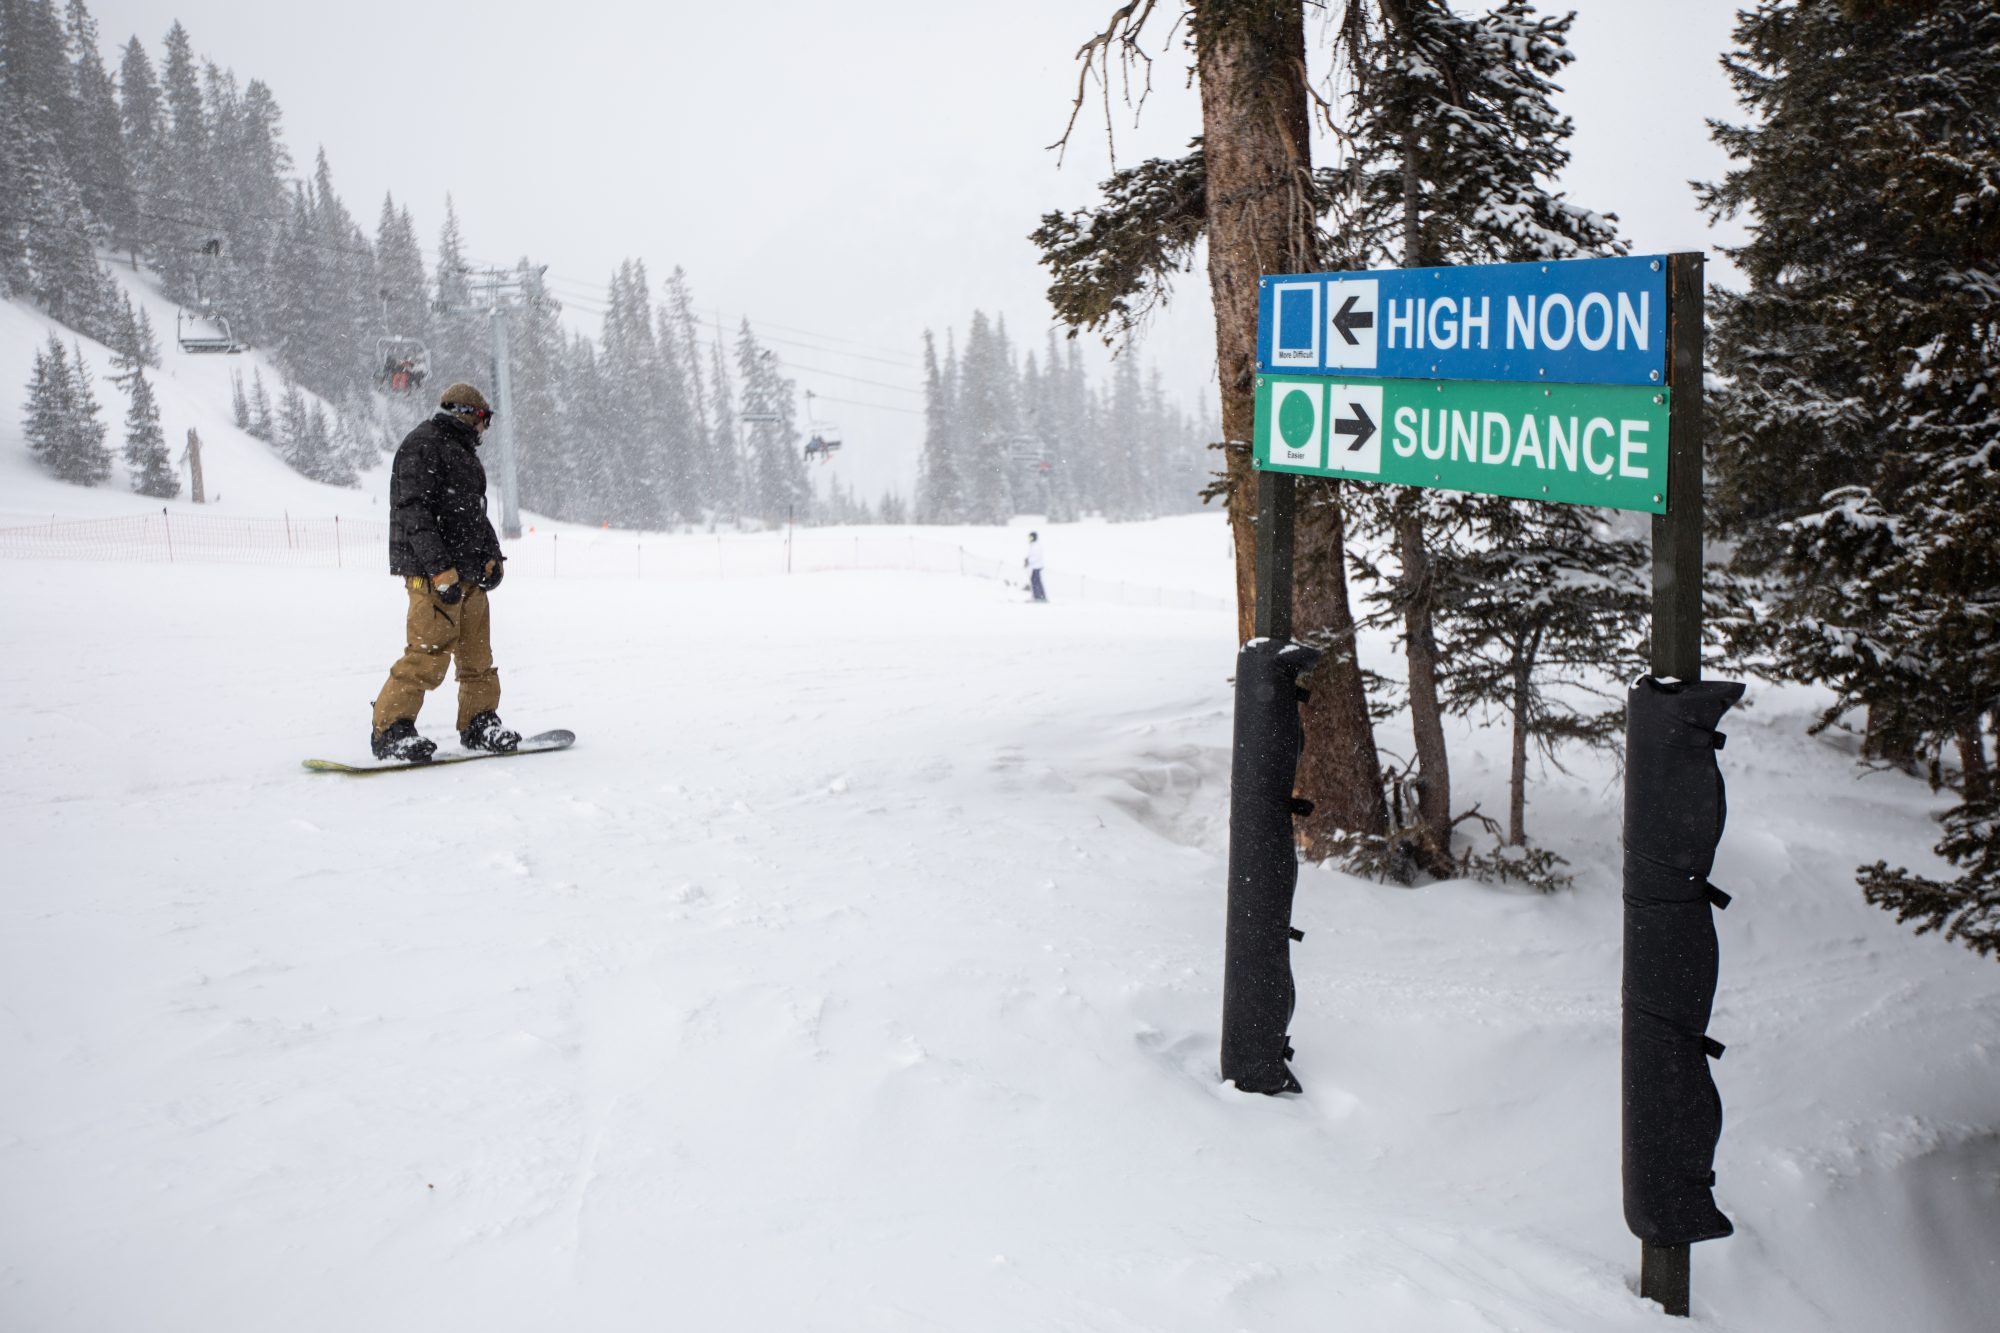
[1335,400,1376,452]
[1332,294,1375,346]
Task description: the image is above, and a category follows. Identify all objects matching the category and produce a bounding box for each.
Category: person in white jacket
[1025,531,1048,602]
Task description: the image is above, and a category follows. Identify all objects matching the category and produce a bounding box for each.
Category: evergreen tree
[230,368,249,430]
[22,333,110,484]
[708,332,744,523]
[1702,0,2000,957]
[247,365,273,440]
[507,260,571,520]
[63,0,133,242]
[373,194,428,346]
[735,321,808,524]
[1431,503,1648,846]
[106,291,155,382]
[152,21,213,303]
[914,329,963,523]
[120,363,176,497]
[956,310,1015,523]
[1329,0,1624,872]
[22,332,74,476]
[114,35,162,260]
[0,82,28,298]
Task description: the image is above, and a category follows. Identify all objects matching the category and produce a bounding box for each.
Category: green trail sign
[1255,374,1671,514]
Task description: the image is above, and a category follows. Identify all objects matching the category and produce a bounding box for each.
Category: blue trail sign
[1259,254,1669,387]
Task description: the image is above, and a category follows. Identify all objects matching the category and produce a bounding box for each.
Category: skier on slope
[1025,530,1048,602]
[369,383,519,762]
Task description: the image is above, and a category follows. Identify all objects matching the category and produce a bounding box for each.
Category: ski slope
[2,283,1998,1332]
[0,264,392,527]
[1,543,1996,1331]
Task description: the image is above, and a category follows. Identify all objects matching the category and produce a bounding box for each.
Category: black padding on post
[1221,637,1321,1095]
[1622,674,1745,1247]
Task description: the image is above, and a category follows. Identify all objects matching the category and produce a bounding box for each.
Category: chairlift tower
[440,267,541,540]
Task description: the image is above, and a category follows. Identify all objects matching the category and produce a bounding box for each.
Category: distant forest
[0,1,1215,526]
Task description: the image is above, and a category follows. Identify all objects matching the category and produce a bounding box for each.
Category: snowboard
[303,729,575,774]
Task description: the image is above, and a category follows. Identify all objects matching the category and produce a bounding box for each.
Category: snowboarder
[369,383,518,763]
[1025,531,1048,602]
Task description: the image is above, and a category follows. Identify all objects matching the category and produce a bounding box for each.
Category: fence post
[553,531,559,578]
[284,510,293,549]
[333,515,342,569]
[160,507,174,563]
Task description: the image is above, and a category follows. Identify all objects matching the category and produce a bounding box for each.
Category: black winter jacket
[386,413,503,578]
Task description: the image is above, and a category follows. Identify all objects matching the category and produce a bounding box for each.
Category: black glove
[432,568,464,605]
[478,557,505,591]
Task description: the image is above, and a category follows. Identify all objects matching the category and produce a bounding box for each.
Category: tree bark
[1958,718,1990,802]
[1396,142,1451,868]
[1294,482,1392,848]
[1194,1,1387,847]
[1399,501,1453,860]
[1509,654,1531,846]
[1862,702,1920,774]
[1194,1,1320,644]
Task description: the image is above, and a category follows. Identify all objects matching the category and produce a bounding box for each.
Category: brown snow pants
[371,576,500,732]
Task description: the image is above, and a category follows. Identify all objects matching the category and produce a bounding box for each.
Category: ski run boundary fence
[0,510,1231,615]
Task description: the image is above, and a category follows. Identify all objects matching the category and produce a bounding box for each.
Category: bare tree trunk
[1958,718,1990,802]
[1399,502,1452,862]
[1509,654,1531,846]
[1194,1,1387,849]
[1862,702,1920,774]
[1294,482,1392,849]
[1395,143,1450,867]
[1194,2,1317,646]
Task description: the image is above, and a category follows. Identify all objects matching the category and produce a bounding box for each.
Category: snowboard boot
[460,710,520,754]
[370,718,436,763]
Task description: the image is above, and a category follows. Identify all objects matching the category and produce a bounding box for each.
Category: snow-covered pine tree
[707,332,744,524]
[248,365,273,441]
[1702,0,2000,957]
[64,336,109,480]
[23,334,111,484]
[209,75,291,350]
[230,369,249,430]
[507,261,572,521]
[598,260,667,528]
[120,364,176,497]
[22,333,77,479]
[735,321,808,525]
[428,196,485,392]
[275,378,307,466]
[1327,0,1625,873]
[956,311,1015,524]
[663,267,719,517]
[62,1,135,244]
[914,330,964,523]
[556,332,602,521]
[0,82,28,298]
[373,196,428,351]
[152,22,213,305]
[106,292,154,384]
[1434,502,1647,848]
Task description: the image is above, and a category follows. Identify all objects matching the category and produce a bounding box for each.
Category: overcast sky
[87,0,1752,503]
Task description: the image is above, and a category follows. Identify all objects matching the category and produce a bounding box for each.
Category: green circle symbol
[1278,389,1317,448]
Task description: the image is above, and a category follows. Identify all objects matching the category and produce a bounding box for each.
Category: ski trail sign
[1260,254,1669,386]
[1256,374,1671,513]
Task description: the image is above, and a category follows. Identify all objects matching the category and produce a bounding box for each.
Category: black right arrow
[1332,293,1375,346]
[1335,400,1376,452]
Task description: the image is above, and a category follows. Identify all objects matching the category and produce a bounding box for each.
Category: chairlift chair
[374,336,432,393]
[176,307,243,354]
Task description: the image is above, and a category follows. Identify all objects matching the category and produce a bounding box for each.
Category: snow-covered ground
[3,275,1998,1332]
[1,538,1996,1331]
